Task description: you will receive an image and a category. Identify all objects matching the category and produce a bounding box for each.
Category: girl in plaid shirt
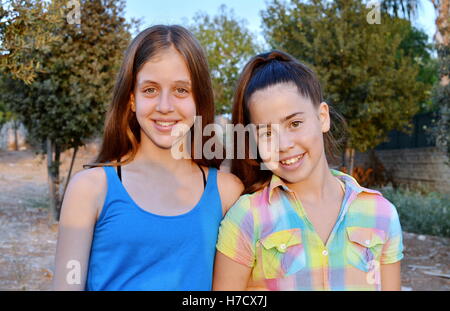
[213,50,403,291]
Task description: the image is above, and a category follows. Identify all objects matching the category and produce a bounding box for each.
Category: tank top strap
[103,165,121,187]
[207,166,217,188]
[104,164,218,198]
[202,167,222,219]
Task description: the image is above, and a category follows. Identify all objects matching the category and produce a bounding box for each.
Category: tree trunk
[59,146,78,212]
[47,138,61,224]
[13,119,19,151]
[349,148,355,176]
[344,147,355,176]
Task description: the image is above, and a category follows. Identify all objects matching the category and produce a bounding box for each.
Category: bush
[379,186,450,238]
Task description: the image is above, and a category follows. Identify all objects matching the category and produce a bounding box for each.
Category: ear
[318,102,330,133]
[130,93,136,112]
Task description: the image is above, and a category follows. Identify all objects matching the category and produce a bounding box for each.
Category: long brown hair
[231,50,346,194]
[87,25,222,168]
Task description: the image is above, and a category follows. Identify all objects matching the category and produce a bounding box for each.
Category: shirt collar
[268,174,292,203]
[330,169,382,196]
[267,169,381,203]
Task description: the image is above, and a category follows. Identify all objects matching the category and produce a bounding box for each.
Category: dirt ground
[0,147,449,291]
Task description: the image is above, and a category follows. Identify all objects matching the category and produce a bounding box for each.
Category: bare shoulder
[217,170,243,188]
[217,170,244,215]
[61,166,108,221]
[67,166,107,196]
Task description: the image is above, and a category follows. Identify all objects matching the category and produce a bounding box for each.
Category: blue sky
[124,0,266,38]
[124,0,436,44]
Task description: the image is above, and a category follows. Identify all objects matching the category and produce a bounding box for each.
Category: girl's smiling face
[132,46,196,150]
[248,82,330,183]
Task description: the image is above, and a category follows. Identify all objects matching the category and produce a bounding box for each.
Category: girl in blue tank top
[52,25,244,291]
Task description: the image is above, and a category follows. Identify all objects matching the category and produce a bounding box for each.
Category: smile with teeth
[155,120,177,126]
[280,153,305,165]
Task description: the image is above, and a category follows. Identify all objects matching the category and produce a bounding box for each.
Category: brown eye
[144,87,157,94]
[176,88,188,94]
[291,120,302,128]
[259,130,272,138]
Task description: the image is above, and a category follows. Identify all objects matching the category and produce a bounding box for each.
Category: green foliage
[1,0,133,152]
[0,105,13,128]
[1,0,134,221]
[0,98,13,128]
[429,44,450,158]
[381,186,450,238]
[0,0,64,84]
[261,0,430,152]
[190,4,259,114]
[396,22,438,113]
[430,82,450,156]
[0,74,20,131]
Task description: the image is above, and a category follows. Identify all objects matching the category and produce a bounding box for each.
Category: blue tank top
[85,165,223,291]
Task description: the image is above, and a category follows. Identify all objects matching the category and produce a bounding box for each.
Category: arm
[217,171,244,215]
[379,201,404,291]
[213,251,252,291]
[52,168,106,290]
[213,194,256,291]
[381,261,401,291]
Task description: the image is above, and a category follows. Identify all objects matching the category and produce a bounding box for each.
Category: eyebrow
[174,80,191,87]
[256,112,304,130]
[137,79,191,87]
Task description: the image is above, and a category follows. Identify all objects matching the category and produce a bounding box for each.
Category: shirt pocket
[257,228,306,279]
[346,226,387,272]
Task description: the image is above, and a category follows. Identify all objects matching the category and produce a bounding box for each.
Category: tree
[0,102,11,129]
[398,18,438,113]
[381,0,450,156]
[0,95,16,146]
[0,75,22,150]
[0,76,14,130]
[429,0,449,156]
[262,0,429,174]
[190,5,259,114]
[0,0,63,84]
[1,0,133,222]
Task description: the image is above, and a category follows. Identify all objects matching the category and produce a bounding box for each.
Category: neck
[132,132,193,173]
[287,154,337,202]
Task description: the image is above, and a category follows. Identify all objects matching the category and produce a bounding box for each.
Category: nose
[278,130,294,153]
[156,90,175,113]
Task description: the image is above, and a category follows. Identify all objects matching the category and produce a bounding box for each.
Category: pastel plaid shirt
[216,169,404,290]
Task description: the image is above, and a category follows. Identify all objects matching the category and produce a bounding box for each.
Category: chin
[144,132,177,150]
[275,165,312,184]
[277,172,304,184]
[153,139,176,150]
